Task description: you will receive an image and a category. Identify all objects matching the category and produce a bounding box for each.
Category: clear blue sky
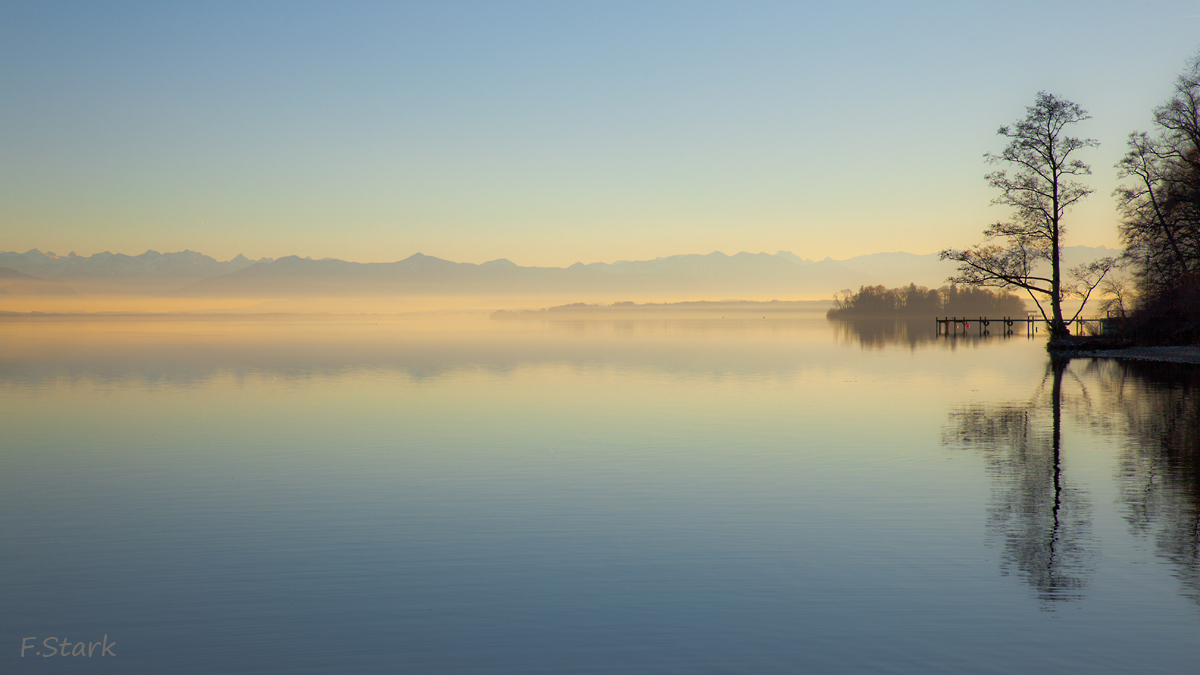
[2,1,1198,265]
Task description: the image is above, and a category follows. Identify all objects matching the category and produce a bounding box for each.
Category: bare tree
[1097,275,1136,319]
[941,92,1114,337]
[1115,52,1200,300]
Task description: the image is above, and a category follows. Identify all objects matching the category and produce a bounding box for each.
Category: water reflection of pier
[833,317,1035,349]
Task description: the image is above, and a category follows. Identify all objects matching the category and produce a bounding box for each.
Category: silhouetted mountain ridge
[182,247,1118,298]
[0,249,271,280]
[0,247,1120,299]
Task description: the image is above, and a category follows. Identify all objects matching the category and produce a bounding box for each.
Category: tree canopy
[1112,52,1200,343]
[1116,53,1200,298]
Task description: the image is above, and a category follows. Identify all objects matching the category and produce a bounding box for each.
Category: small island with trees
[827,283,1026,319]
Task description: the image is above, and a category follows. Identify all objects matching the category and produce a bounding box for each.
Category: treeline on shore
[1109,52,1200,344]
[827,283,1026,319]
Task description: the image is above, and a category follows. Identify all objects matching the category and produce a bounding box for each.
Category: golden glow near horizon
[3,4,1195,269]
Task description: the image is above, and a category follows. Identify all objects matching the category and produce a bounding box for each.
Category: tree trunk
[1049,193,1070,337]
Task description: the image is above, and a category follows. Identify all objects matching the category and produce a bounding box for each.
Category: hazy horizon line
[3,244,1121,269]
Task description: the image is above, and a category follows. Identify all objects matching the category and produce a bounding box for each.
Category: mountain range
[0,246,1121,301]
[0,249,270,280]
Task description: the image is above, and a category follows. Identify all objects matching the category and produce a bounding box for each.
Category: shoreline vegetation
[1105,53,1200,348]
[825,284,1026,319]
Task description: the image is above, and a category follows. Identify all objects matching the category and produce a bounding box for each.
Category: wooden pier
[935,315,1112,337]
[936,316,1035,336]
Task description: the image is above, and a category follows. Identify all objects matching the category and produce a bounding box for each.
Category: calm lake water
[2,314,1198,674]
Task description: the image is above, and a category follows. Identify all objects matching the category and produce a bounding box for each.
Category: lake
[2,314,1198,673]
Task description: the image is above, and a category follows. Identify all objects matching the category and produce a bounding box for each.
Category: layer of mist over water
[1,314,1198,674]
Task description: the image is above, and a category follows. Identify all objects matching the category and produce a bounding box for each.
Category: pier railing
[935,316,1112,337]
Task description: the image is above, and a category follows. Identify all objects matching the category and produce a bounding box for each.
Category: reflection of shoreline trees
[1091,360,1200,603]
[831,318,937,349]
[946,357,1200,607]
[944,358,1096,606]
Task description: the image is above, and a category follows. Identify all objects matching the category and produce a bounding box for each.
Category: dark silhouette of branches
[1115,52,1200,343]
[941,93,1114,336]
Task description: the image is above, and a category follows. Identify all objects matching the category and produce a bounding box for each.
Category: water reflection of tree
[943,358,1097,606]
[1102,360,1200,603]
[831,318,938,349]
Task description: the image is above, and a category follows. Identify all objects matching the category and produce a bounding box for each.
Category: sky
[1,1,1199,267]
